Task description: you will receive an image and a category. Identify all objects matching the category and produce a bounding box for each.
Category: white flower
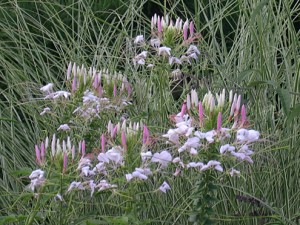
[220,144,235,154]
[229,168,241,177]
[159,181,171,193]
[67,181,85,192]
[169,57,181,65]
[57,124,70,131]
[178,137,200,153]
[29,169,44,180]
[96,180,117,191]
[40,107,51,115]
[150,38,160,48]
[194,130,217,143]
[40,83,54,93]
[200,160,223,172]
[141,151,152,161]
[151,150,172,168]
[158,46,171,56]
[236,129,260,142]
[186,45,200,55]
[134,35,144,44]
[28,169,45,191]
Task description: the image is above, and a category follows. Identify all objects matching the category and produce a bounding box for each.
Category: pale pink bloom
[134,35,144,45]
[40,107,50,115]
[159,181,171,193]
[169,57,181,65]
[151,150,172,168]
[178,137,200,153]
[231,152,253,164]
[220,144,235,154]
[229,168,241,177]
[158,46,171,56]
[57,124,70,131]
[141,151,152,162]
[200,160,223,172]
[40,83,54,93]
[186,45,200,55]
[236,129,259,142]
[67,181,84,192]
[28,169,45,191]
[150,38,160,48]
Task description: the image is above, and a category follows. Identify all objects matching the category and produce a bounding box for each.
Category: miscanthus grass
[0,0,299,224]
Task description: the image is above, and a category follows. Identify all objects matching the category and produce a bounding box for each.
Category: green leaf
[287,103,300,125]
[277,88,291,116]
[250,0,270,24]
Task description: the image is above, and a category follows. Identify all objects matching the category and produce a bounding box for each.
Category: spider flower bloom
[40,142,45,163]
[159,181,171,193]
[57,124,70,131]
[134,35,144,45]
[158,46,171,56]
[40,83,54,93]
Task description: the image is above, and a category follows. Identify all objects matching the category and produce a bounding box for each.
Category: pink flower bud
[63,151,68,173]
[72,75,77,93]
[71,145,75,161]
[241,104,247,126]
[111,125,118,139]
[180,101,187,117]
[157,16,162,34]
[93,74,99,89]
[121,131,127,149]
[217,112,222,131]
[189,21,194,37]
[183,20,188,41]
[40,142,45,163]
[81,140,86,157]
[143,125,149,144]
[235,95,241,115]
[35,144,41,165]
[101,134,105,153]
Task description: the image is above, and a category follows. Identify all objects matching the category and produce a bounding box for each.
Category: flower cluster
[40,63,132,121]
[132,14,202,82]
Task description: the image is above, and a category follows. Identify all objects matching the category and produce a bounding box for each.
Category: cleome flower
[28,169,45,191]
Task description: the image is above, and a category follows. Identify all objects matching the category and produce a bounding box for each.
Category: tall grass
[0,0,299,224]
